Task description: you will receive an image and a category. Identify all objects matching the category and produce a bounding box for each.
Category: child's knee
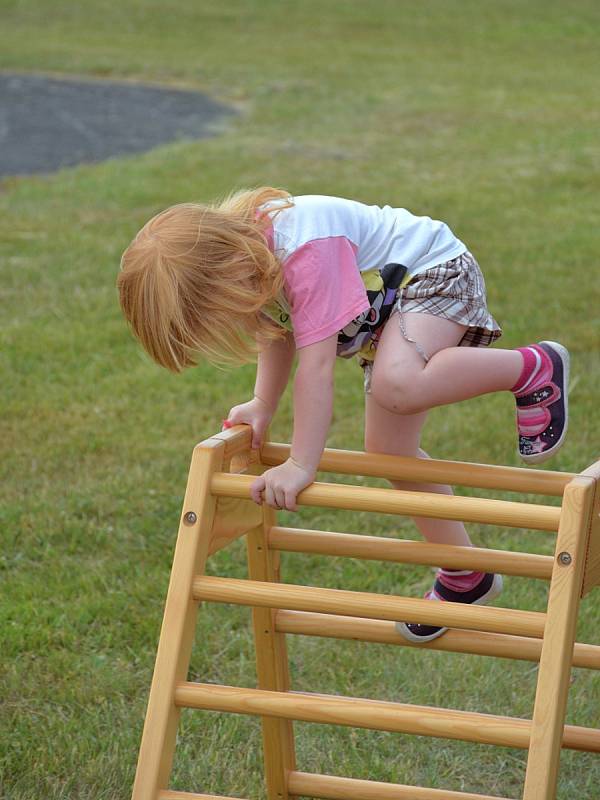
[370,369,425,415]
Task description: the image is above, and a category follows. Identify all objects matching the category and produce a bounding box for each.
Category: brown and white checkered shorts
[361,251,502,392]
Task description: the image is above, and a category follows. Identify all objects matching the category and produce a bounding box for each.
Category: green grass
[1,1,600,798]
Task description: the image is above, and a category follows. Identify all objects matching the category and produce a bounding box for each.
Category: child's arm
[250,333,337,511]
[255,330,297,414]
[225,331,295,448]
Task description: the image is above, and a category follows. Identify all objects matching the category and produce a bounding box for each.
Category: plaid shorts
[361,251,502,392]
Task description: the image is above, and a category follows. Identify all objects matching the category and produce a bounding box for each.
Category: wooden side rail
[210,473,561,531]
[581,459,600,596]
[203,427,254,459]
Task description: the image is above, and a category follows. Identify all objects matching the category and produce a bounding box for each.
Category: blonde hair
[117,187,293,372]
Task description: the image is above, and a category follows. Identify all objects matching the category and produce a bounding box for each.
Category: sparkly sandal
[513,341,569,464]
[395,572,503,643]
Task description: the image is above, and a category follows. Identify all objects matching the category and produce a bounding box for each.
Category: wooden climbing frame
[130,425,600,800]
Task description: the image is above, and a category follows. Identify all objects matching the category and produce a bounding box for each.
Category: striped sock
[437,568,485,593]
[511,345,552,395]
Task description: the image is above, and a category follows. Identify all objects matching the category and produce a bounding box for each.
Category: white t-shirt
[263,195,467,356]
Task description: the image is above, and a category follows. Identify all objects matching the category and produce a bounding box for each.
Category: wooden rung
[175,682,600,753]
[210,473,561,532]
[174,681,531,748]
[274,610,600,670]
[288,770,515,800]
[261,442,574,496]
[269,526,554,580]
[159,792,248,800]
[192,576,546,638]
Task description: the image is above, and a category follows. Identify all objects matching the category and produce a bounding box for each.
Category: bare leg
[364,312,478,547]
[369,311,523,415]
[364,396,472,546]
[367,312,508,642]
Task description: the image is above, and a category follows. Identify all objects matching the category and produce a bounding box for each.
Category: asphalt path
[0,73,234,177]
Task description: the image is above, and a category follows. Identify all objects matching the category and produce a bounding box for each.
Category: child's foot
[512,341,569,464]
[395,570,503,643]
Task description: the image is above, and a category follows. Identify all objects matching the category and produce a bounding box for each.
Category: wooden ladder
[130,425,600,800]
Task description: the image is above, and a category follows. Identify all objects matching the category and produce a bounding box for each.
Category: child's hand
[250,458,315,511]
[223,396,274,449]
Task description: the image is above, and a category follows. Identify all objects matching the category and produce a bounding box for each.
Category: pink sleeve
[282,237,369,349]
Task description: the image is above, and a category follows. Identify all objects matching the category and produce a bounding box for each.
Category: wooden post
[581,460,600,596]
[246,505,297,800]
[522,475,597,799]
[131,439,225,800]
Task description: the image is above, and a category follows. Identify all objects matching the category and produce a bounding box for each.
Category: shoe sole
[519,340,570,465]
[395,574,504,644]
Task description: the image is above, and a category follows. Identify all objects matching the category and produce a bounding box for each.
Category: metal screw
[184,511,197,525]
[558,551,572,566]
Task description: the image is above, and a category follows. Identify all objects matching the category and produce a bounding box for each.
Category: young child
[117,188,569,642]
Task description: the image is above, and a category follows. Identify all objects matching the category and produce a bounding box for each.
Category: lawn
[1,2,599,798]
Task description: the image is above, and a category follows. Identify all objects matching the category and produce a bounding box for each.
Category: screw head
[558,551,572,566]
[184,511,197,525]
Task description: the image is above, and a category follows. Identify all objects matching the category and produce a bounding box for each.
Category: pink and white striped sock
[511,345,553,395]
[436,568,485,593]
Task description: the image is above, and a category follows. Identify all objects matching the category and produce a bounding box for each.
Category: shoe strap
[516,382,561,408]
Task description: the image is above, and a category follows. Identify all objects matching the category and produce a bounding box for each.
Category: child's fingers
[284,489,298,512]
[223,418,263,448]
[251,424,265,449]
[272,487,286,510]
[250,475,265,505]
